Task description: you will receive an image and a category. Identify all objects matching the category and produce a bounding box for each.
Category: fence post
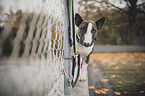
[64,0,72,95]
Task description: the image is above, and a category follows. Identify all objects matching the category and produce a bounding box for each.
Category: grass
[89,52,145,96]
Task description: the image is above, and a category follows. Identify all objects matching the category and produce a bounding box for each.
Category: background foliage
[78,0,145,45]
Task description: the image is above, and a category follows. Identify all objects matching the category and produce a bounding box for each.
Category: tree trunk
[127,0,137,44]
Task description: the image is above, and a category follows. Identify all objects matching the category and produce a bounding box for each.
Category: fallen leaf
[118,81,123,84]
[99,90,107,94]
[114,92,121,95]
[101,79,109,82]
[123,91,130,94]
[89,63,97,67]
[125,81,133,83]
[134,63,141,66]
[102,88,109,92]
[103,76,108,78]
[93,69,99,72]
[89,86,95,90]
[111,75,117,78]
[117,85,121,87]
[123,91,128,94]
[95,89,108,95]
[112,66,120,70]
[95,90,101,94]
[140,91,144,93]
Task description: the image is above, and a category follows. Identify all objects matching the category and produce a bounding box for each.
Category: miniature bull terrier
[75,13,105,81]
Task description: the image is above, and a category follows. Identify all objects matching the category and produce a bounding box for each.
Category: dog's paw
[79,78,86,82]
[79,63,88,82]
[79,74,86,82]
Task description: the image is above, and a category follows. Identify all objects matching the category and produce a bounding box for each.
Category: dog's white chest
[77,42,94,57]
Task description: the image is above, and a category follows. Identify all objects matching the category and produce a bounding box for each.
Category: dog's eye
[92,28,96,33]
[92,29,96,31]
[80,27,85,31]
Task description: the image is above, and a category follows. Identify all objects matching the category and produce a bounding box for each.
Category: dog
[75,13,105,81]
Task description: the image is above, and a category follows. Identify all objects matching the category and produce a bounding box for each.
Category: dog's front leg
[79,57,88,81]
[86,55,90,64]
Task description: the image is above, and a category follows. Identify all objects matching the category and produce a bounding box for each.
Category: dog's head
[75,13,105,47]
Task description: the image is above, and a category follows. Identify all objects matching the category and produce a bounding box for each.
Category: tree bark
[127,0,137,44]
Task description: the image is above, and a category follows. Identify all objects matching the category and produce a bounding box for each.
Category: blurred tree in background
[78,0,145,45]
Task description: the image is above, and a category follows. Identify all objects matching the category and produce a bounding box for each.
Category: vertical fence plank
[64,0,72,95]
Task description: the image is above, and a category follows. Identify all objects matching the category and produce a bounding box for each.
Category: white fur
[76,23,94,81]
[77,41,94,57]
[79,62,88,81]
[84,23,92,44]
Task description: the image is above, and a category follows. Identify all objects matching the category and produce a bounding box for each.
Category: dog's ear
[75,13,83,27]
[95,17,105,30]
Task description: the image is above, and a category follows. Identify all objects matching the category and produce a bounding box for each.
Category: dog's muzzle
[76,35,94,47]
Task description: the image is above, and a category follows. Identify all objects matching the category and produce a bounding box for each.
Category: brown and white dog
[75,13,105,81]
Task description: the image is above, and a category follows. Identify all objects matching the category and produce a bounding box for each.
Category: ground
[88,52,145,96]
